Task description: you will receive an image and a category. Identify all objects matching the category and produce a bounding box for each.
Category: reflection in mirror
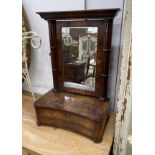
[62,27,98,91]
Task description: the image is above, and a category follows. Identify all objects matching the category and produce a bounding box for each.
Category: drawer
[37,108,96,130]
[38,116,94,138]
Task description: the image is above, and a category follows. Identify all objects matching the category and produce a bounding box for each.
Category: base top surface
[34,90,109,122]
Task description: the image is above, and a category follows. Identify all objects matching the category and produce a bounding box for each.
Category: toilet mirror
[61,27,98,91]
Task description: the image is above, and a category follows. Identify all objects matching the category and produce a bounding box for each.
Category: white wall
[22,0,124,111]
[22,0,84,94]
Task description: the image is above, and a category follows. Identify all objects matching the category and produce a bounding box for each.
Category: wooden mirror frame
[37,9,119,100]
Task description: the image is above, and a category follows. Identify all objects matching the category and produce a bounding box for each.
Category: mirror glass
[61,27,98,91]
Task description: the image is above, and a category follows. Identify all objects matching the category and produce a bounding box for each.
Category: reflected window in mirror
[61,27,98,91]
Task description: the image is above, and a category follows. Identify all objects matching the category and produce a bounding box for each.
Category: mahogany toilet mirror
[34,9,120,143]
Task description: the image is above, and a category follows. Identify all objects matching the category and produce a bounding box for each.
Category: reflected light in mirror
[62,27,98,91]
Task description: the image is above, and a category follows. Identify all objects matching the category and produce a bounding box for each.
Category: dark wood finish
[23,94,116,154]
[37,9,119,20]
[34,90,109,143]
[56,21,98,96]
[54,19,114,99]
[96,20,113,99]
[34,9,119,143]
[48,20,59,92]
[64,61,86,83]
[37,9,119,98]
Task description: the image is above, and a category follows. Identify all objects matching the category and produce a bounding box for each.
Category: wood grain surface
[34,90,109,142]
[38,9,119,99]
[23,94,116,155]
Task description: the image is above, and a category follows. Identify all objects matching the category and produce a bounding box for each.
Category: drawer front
[38,116,94,138]
[36,108,97,138]
[37,108,96,130]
